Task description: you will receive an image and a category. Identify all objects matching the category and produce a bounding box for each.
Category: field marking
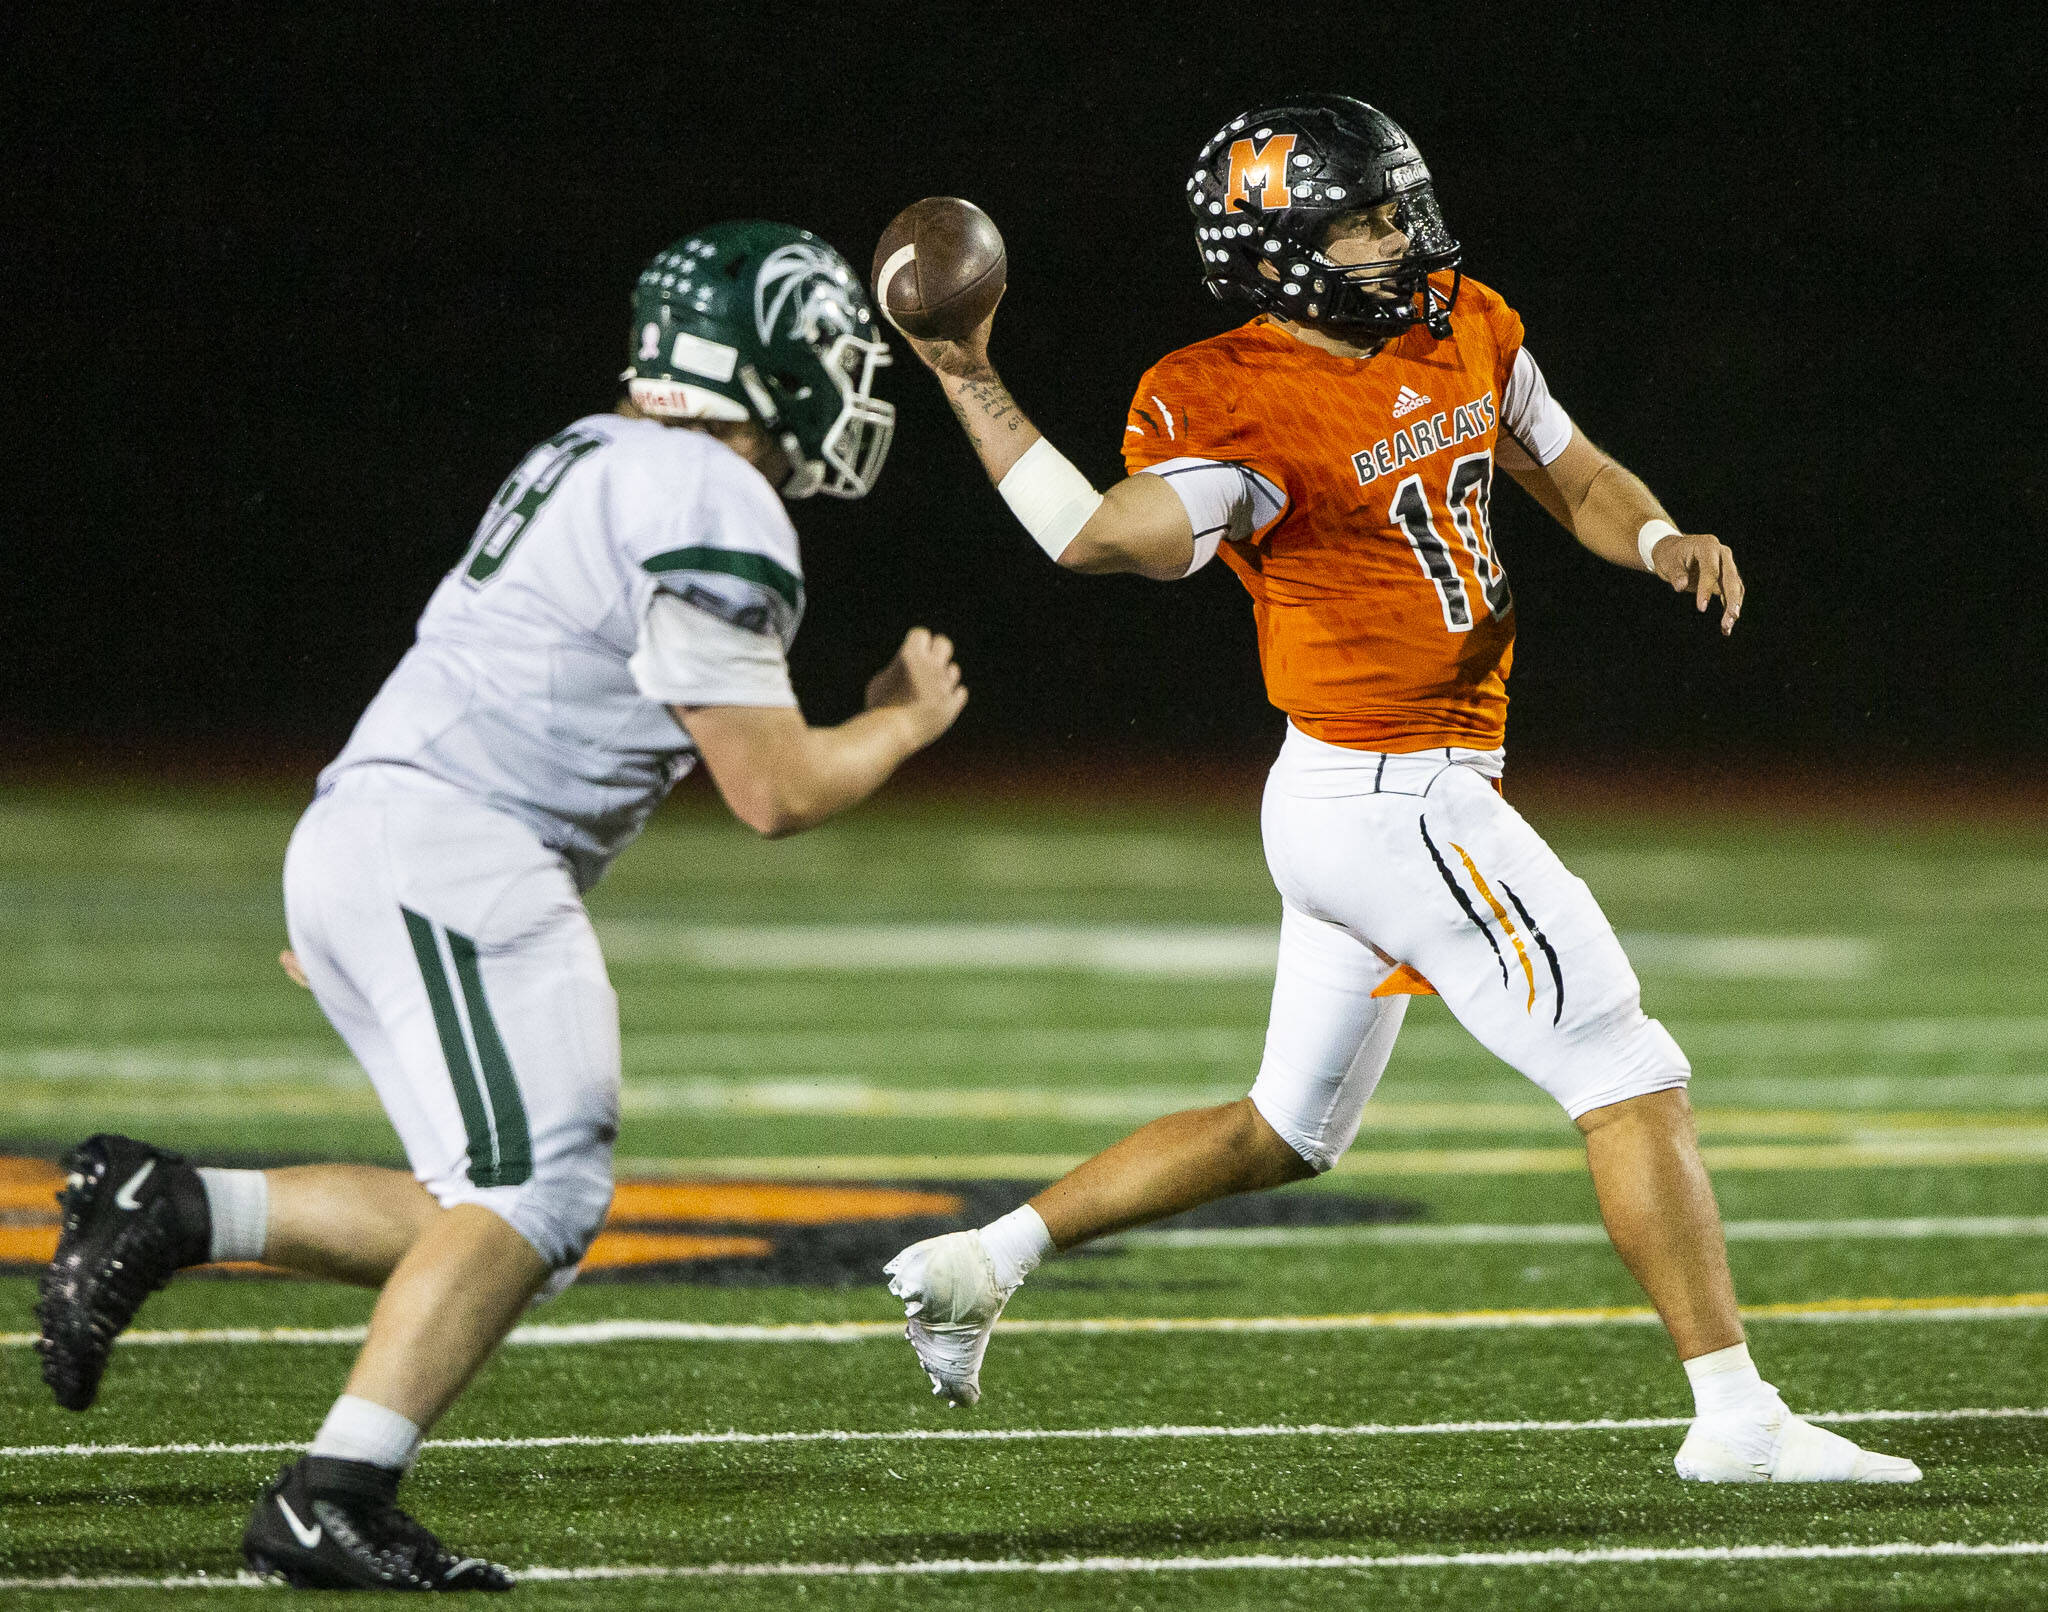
[1118,1215,2048,1250]
[1618,932,1878,980]
[12,1099,2048,1159]
[17,1132,2034,1180]
[4,1405,2041,1463]
[619,1082,2048,1139]
[603,1134,2048,1180]
[620,1085,2046,1138]
[595,921,1286,977]
[4,1538,2046,1590]
[15,1070,2048,1154]
[590,922,1876,981]
[13,1014,2048,1087]
[3,1293,2044,1352]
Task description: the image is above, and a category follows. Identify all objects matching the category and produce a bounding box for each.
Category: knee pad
[531,1261,584,1305]
[434,1135,614,1274]
[507,1156,616,1272]
[1554,1010,1691,1121]
[1248,993,1408,1174]
[1248,1049,1368,1175]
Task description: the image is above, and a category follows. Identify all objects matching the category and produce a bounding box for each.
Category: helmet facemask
[775,316,895,502]
[1304,185,1462,338]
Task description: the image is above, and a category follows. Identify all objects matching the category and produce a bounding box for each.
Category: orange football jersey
[1124,275,1529,753]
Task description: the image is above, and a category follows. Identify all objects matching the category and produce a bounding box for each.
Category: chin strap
[779,443,823,500]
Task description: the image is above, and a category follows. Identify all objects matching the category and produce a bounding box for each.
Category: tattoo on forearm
[946,366,1024,441]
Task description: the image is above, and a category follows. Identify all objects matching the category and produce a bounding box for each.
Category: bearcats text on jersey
[1351,391,1497,486]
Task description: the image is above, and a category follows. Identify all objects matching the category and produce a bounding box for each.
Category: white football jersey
[322,414,803,888]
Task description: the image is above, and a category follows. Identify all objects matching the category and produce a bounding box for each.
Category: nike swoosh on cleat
[445,1558,489,1579]
[113,1160,156,1211]
[275,1495,323,1549]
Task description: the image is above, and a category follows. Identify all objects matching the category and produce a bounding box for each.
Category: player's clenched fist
[866,627,969,741]
[1648,532,1744,636]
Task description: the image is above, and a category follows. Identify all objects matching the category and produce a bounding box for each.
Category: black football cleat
[35,1133,211,1410]
[243,1457,515,1592]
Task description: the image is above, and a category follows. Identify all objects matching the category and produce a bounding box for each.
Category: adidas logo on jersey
[1392,385,1432,419]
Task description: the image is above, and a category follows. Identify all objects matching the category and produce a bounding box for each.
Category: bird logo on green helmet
[624,221,894,499]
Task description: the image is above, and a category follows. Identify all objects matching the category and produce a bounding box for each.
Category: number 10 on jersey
[1390,451,1512,632]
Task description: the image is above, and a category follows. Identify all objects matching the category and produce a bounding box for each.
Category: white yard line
[1680,1016,2048,1057]
[617,1083,2048,1136]
[1119,1216,2048,1249]
[12,1014,2048,1091]
[594,921,1285,977]
[619,1077,1245,1122]
[3,1538,2045,1590]
[4,1405,2041,1463]
[2,1295,2043,1353]
[14,1062,2048,1146]
[600,1134,2048,1179]
[588,923,1879,981]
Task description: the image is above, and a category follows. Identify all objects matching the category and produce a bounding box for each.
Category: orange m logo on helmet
[1224,134,1297,211]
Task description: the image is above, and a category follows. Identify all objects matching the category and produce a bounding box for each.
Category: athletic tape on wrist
[997,437,1104,562]
[1637,517,1679,571]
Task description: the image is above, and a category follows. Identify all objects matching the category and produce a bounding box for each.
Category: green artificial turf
[2,784,2045,1608]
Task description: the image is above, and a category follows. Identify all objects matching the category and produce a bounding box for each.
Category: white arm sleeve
[1500,347,1574,466]
[629,590,797,708]
[1137,457,1289,576]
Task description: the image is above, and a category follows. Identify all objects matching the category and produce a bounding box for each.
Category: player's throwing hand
[896,308,999,380]
[1648,531,1744,635]
[866,627,969,740]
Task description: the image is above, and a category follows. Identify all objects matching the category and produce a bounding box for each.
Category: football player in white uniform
[36,222,966,1591]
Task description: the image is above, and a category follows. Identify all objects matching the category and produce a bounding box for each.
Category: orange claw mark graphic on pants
[1451,841,1538,1012]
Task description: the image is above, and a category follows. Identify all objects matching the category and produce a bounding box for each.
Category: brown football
[871,197,1007,340]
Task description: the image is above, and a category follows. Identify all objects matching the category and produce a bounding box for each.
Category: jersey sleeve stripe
[643,547,804,614]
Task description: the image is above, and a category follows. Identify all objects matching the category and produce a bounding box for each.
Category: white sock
[979,1205,1054,1292]
[1683,1341,1779,1421]
[196,1168,269,1264]
[308,1394,424,1472]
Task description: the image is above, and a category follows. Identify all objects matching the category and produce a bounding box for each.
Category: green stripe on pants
[446,929,533,1187]
[401,906,501,1188]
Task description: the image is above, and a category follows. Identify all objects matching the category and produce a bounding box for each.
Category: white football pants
[282,765,620,1272]
[1249,724,1689,1170]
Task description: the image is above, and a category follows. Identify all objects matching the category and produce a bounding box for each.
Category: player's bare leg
[262,1165,438,1287]
[1575,1090,1741,1356]
[893,1080,1918,1479]
[200,1165,546,1424]
[1031,1098,1312,1247]
[1575,1089,1917,1482]
[242,1204,545,1592]
[339,1204,550,1426]
[37,1147,435,1407]
[37,1142,533,1587]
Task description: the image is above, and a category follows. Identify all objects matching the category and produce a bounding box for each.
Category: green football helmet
[622,220,894,500]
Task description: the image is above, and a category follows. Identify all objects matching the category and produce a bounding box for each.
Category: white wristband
[996,436,1105,562]
[1637,518,1679,571]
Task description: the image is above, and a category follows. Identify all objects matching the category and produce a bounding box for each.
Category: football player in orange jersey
[884,95,1918,1484]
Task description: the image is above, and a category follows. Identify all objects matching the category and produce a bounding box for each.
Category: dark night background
[5,5,2043,779]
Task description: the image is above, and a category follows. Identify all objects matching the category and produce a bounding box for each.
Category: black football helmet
[1188,95,1461,339]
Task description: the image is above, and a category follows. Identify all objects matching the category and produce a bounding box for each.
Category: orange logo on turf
[1224,134,1298,211]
